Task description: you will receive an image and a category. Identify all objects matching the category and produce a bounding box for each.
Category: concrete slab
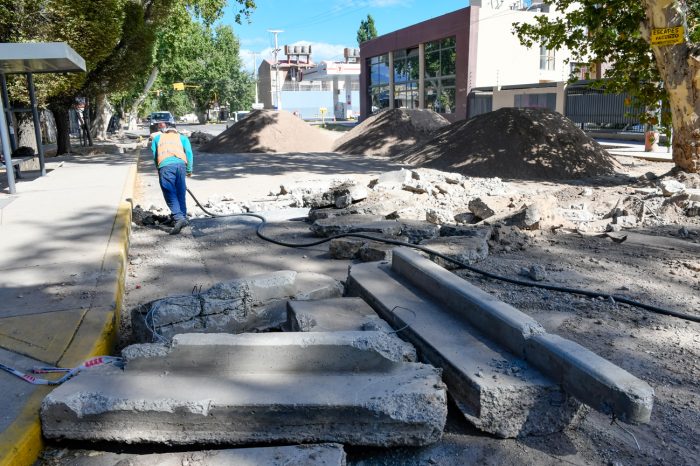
[310,215,401,237]
[391,247,545,357]
[390,247,654,424]
[45,444,347,465]
[286,297,395,333]
[418,236,489,269]
[42,333,447,446]
[122,331,419,370]
[347,261,584,438]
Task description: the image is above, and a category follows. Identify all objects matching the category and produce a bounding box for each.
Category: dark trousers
[158,163,187,221]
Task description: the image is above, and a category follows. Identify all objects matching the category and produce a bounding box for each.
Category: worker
[151,122,194,234]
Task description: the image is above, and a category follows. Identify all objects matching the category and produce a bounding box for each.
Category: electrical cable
[186,188,700,324]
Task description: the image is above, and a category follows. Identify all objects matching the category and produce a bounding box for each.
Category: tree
[357,14,378,45]
[513,0,700,172]
[0,0,257,154]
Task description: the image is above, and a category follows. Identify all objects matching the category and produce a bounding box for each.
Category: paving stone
[43,333,447,447]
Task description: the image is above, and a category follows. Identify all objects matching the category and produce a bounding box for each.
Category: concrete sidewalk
[595,138,674,162]
[0,151,137,466]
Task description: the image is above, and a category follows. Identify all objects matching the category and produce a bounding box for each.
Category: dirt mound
[397,108,620,180]
[333,108,450,157]
[201,109,335,153]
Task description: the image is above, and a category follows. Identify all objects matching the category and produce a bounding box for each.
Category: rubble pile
[200,109,335,153]
[188,130,214,145]
[397,108,620,180]
[333,108,450,157]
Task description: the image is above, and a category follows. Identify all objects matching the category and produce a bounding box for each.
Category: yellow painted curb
[0,155,139,466]
[0,388,50,466]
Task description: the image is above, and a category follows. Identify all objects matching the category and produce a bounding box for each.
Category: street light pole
[250,51,259,105]
[267,29,283,110]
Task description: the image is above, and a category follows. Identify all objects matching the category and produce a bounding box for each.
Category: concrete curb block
[391,247,654,424]
[392,247,545,357]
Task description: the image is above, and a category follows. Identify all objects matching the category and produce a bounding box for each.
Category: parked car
[179,113,199,124]
[225,111,251,128]
[149,111,176,133]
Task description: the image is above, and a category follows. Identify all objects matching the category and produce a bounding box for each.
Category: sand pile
[201,110,335,153]
[333,109,449,157]
[397,108,620,180]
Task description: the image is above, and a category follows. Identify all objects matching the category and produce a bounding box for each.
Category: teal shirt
[151,132,194,173]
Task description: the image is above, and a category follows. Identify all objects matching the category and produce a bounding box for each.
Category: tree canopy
[357,14,378,45]
[514,0,700,171]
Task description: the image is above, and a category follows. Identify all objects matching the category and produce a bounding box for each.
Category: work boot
[169,218,189,235]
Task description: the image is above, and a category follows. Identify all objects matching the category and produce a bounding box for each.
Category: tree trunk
[91,93,113,141]
[49,101,72,155]
[128,66,158,131]
[15,113,37,153]
[641,0,700,172]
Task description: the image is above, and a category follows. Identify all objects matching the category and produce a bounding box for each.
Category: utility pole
[267,29,283,110]
[250,51,259,105]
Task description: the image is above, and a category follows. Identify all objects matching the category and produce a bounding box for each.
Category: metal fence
[466,81,648,133]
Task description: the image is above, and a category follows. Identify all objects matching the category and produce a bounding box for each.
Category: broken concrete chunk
[287,297,396,334]
[419,236,489,269]
[425,208,454,225]
[402,180,433,195]
[329,237,365,259]
[43,332,447,447]
[520,264,546,281]
[453,212,476,224]
[399,220,441,243]
[440,224,492,240]
[359,241,396,262]
[131,271,343,342]
[370,169,414,189]
[685,201,700,217]
[310,215,401,237]
[468,198,495,220]
[659,179,685,197]
[57,444,347,466]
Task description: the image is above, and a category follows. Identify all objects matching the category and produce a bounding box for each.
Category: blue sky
[224,1,470,72]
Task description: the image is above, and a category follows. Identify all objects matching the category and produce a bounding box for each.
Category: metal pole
[26,73,45,176]
[0,73,17,151]
[0,96,16,194]
[268,29,283,110]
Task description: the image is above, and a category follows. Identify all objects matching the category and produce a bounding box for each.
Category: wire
[186,188,700,324]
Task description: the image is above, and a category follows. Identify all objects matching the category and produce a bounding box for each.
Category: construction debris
[41,332,448,447]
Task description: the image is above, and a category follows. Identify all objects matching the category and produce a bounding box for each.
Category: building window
[539,46,555,71]
[368,54,390,113]
[424,36,456,114]
[393,48,419,108]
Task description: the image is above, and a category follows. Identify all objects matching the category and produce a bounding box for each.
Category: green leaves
[357,14,378,46]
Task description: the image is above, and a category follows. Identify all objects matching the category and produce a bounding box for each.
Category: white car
[179,113,199,124]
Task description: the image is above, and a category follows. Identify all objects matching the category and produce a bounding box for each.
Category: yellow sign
[319,107,327,114]
[650,26,684,46]
[172,82,185,91]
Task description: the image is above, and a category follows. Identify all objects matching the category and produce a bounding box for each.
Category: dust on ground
[398,107,620,180]
[201,109,338,153]
[332,108,450,157]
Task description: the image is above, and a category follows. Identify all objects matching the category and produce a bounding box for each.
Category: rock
[489,198,556,231]
[453,212,476,224]
[606,223,623,232]
[580,188,593,196]
[335,194,352,209]
[468,198,495,220]
[402,180,433,195]
[678,226,690,238]
[612,215,638,227]
[329,237,365,259]
[686,201,700,217]
[370,169,414,190]
[686,188,700,202]
[419,236,489,269]
[559,208,596,223]
[659,179,686,197]
[425,208,454,225]
[520,265,546,281]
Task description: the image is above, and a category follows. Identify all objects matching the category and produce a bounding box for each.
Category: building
[257,46,360,119]
[359,1,573,122]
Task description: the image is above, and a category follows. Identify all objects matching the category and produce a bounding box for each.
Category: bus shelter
[0,42,85,194]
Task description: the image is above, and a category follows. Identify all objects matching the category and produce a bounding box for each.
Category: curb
[0,155,138,466]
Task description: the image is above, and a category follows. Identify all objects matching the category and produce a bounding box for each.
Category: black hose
[187,188,700,324]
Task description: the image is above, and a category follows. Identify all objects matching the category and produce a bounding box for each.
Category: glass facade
[366,35,457,115]
[367,54,390,113]
[424,36,457,114]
